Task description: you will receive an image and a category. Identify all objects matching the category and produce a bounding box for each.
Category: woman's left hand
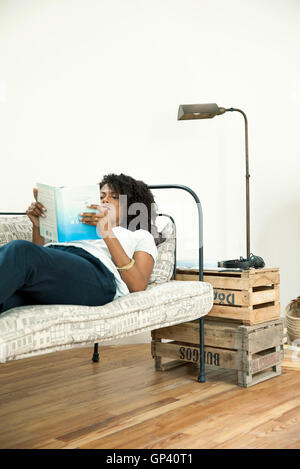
[79,204,114,238]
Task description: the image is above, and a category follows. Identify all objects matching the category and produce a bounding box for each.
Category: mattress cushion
[0,280,213,362]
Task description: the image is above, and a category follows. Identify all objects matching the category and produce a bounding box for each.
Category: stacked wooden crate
[151,268,283,387]
[177,267,280,326]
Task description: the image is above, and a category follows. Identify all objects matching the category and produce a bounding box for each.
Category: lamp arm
[226,107,250,258]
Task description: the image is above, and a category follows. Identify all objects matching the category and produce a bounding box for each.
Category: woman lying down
[0,173,164,314]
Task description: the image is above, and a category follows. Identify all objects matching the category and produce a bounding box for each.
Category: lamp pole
[226,108,250,259]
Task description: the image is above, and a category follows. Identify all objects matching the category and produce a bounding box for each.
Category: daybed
[0,185,213,381]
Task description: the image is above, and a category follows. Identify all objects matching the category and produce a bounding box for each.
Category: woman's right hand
[26,188,46,228]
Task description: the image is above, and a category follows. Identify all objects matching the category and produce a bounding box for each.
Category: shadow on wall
[255,199,300,314]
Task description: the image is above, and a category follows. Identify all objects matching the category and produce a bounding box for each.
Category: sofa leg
[92,343,100,362]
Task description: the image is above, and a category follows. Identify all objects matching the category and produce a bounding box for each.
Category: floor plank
[0,344,299,449]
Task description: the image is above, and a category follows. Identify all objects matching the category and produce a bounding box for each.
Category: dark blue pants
[0,240,116,313]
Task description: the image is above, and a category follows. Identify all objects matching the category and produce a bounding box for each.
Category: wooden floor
[1,344,300,449]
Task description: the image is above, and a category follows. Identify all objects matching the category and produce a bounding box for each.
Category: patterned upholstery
[0,216,32,246]
[0,281,213,362]
[150,221,175,283]
[0,216,213,362]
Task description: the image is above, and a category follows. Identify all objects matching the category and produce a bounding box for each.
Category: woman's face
[100,184,125,227]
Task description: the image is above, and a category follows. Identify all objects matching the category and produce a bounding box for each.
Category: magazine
[36,183,101,242]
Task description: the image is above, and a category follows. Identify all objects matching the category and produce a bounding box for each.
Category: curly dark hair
[99,173,164,245]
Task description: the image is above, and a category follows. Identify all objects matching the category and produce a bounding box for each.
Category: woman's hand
[79,204,115,238]
[26,188,47,228]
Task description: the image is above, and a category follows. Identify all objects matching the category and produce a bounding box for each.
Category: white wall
[1,0,300,343]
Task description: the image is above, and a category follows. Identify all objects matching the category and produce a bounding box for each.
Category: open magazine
[36,183,101,242]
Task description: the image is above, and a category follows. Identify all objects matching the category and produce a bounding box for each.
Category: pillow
[149,221,175,284]
[0,216,32,247]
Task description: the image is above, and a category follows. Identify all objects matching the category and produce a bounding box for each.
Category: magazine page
[36,183,59,242]
[56,184,101,242]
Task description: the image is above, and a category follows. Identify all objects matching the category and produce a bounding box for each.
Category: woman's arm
[26,188,46,246]
[32,225,46,246]
[80,205,154,292]
[103,233,154,292]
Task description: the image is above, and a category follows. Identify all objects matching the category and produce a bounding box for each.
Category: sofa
[0,215,213,366]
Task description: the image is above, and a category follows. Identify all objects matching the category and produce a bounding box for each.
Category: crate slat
[249,347,283,374]
[153,321,243,350]
[250,286,280,305]
[211,286,280,307]
[152,341,243,370]
[207,302,280,325]
[237,367,282,387]
[204,275,250,290]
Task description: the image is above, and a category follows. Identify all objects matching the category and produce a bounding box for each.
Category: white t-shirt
[45,227,157,300]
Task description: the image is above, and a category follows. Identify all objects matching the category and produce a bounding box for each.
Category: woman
[0,173,160,314]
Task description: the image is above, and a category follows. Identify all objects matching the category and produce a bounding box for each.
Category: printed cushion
[0,216,32,247]
[149,221,175,284]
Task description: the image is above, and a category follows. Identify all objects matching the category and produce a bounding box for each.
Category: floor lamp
[177,103,251,259]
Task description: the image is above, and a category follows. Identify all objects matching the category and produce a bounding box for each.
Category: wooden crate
[176,267,280,325]
[151,318,284,388]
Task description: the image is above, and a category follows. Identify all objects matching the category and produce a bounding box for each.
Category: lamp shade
[177,103,226,120]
